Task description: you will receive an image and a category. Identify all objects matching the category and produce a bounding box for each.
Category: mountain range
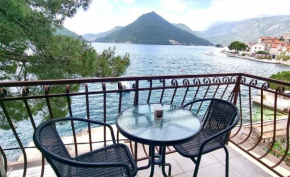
[197,15,290,45]
[83,13,290,46]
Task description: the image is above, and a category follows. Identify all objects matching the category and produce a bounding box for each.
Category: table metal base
[138,146,171,177]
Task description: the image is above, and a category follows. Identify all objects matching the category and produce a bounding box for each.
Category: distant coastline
[225,53,290,66]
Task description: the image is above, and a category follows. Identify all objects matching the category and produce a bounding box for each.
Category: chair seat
[65,143,137,177]
[174,129,223,157]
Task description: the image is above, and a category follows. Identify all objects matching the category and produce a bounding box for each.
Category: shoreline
[233,55,279,64]
[226,54,290,66]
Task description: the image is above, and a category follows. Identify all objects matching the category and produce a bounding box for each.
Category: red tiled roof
[270,44,279,48]
[263,40,281,44]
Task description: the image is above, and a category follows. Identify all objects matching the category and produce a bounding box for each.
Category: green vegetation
[228,41,248,53]
[255,50,271,60]
[265,140,290,165]
[0,0,130,129]
[269,71,290,90]
[97,12,212,46]
[260,56,272,60]
[256,51,269,54]
[276,52,290,61]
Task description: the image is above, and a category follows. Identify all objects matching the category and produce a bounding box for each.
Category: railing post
[102,83,106,147]
[232,75,241,106]
[227,75,241,145]
[133,79,139,162]
[134,80,139,106]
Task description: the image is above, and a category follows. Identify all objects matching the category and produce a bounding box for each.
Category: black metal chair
[174,98,240,177]
[33,117,138,177]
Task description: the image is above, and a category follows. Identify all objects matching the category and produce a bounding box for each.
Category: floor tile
[221,156,271,177]
[186,163,238,177]
[137,154,185,177]
[210,145,242,162]
[174,173,189,177]
[173,152,219,172]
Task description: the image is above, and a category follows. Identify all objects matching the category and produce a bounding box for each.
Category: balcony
[0,73,290,176]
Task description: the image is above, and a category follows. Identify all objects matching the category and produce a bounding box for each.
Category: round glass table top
[116,104,202,146]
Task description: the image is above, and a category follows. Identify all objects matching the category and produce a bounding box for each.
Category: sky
[64,0,290,35]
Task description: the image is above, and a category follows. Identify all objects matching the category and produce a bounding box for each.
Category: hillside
[199,15,290,46]
[54,25,87,42]
[97,12,212,46]
[173,23,208,40]
[82,26,123,42]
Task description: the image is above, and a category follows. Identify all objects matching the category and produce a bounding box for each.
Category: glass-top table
[116,104,202,177]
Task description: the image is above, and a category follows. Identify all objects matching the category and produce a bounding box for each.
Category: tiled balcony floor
[136,144,273,177]
[7,143,275,177]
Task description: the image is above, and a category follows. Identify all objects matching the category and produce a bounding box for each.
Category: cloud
[160,0,189,13]
[122,0,134,4]
[184,0,290,30]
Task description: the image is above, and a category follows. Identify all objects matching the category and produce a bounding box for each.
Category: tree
[279,36,285,42]
[228,41,248,53]
[269,71,290,90]
[0,0,130,81]
[0,0,130,129]
[256,51,269,54]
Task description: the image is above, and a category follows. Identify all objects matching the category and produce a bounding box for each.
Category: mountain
[82,26,123,42]
[54,25,87,42]
[199,15,290,46]
[173,23,195,34]
[96,11,212,46]
[173,23,208,40]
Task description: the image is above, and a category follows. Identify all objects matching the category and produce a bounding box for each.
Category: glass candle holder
[154,104,163,119]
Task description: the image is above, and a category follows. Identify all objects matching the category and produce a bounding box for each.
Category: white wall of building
[269,47,279,55]
[282,33,290,42]
[250,43,265,53]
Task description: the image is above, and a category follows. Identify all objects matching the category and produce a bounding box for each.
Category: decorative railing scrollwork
[203,77,211,84]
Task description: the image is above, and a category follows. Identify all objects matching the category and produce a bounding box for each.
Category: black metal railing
[0,73,289,176]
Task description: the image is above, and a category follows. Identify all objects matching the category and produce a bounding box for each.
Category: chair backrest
[34,121,72,176]
[203,99,238,144]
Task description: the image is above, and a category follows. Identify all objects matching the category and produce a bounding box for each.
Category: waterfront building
[248,34,290,57]
[249,43,265,53]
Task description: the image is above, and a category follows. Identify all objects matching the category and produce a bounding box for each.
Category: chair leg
[191,157,197,164]
[224,146,229,177]
[192,155,202,177]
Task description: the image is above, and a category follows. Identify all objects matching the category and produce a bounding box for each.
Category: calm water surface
[92,43,290,77]
[2,43,290,161]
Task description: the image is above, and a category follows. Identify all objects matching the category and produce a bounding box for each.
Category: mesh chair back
[37,123,72,175]
[203,99,237,144]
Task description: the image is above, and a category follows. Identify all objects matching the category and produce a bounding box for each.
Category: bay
[92,43,290,77]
